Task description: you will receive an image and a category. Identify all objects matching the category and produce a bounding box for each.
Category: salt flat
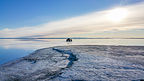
[0,45,144,81]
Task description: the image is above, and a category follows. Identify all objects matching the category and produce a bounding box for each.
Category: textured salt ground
[0,45,144,81]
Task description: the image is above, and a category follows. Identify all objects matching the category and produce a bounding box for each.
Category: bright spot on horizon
[106,8,129,22]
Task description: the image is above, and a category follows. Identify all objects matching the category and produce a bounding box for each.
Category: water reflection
[0,39,67,50]
[0,39,144,50]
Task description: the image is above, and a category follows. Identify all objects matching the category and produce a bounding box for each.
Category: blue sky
[0,0,138,28]
[0,0,144,38]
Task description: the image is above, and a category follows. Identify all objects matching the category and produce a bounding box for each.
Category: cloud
[0,2,144,38]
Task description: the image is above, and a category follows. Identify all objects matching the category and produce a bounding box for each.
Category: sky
[0,0,144,38]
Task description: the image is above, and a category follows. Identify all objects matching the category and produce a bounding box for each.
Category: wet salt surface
[0,45,144,81]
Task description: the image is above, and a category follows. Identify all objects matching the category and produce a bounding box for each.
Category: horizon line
[0,37,144,39]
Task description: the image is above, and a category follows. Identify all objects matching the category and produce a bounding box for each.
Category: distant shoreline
[0,37,144,39]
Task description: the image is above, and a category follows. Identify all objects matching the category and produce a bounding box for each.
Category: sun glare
[106,8,129,22]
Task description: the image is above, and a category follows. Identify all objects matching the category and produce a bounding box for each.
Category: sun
[106,8,129,22]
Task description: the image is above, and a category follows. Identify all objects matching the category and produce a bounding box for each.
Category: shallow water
[0,39,144,65]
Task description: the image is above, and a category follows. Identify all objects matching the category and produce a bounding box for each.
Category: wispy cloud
[0,2,144,38]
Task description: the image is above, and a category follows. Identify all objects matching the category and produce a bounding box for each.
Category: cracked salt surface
[0,45,144,81]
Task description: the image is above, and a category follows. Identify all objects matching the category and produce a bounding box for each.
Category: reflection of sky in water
[0,47,32,65]
[0,39,144,65]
